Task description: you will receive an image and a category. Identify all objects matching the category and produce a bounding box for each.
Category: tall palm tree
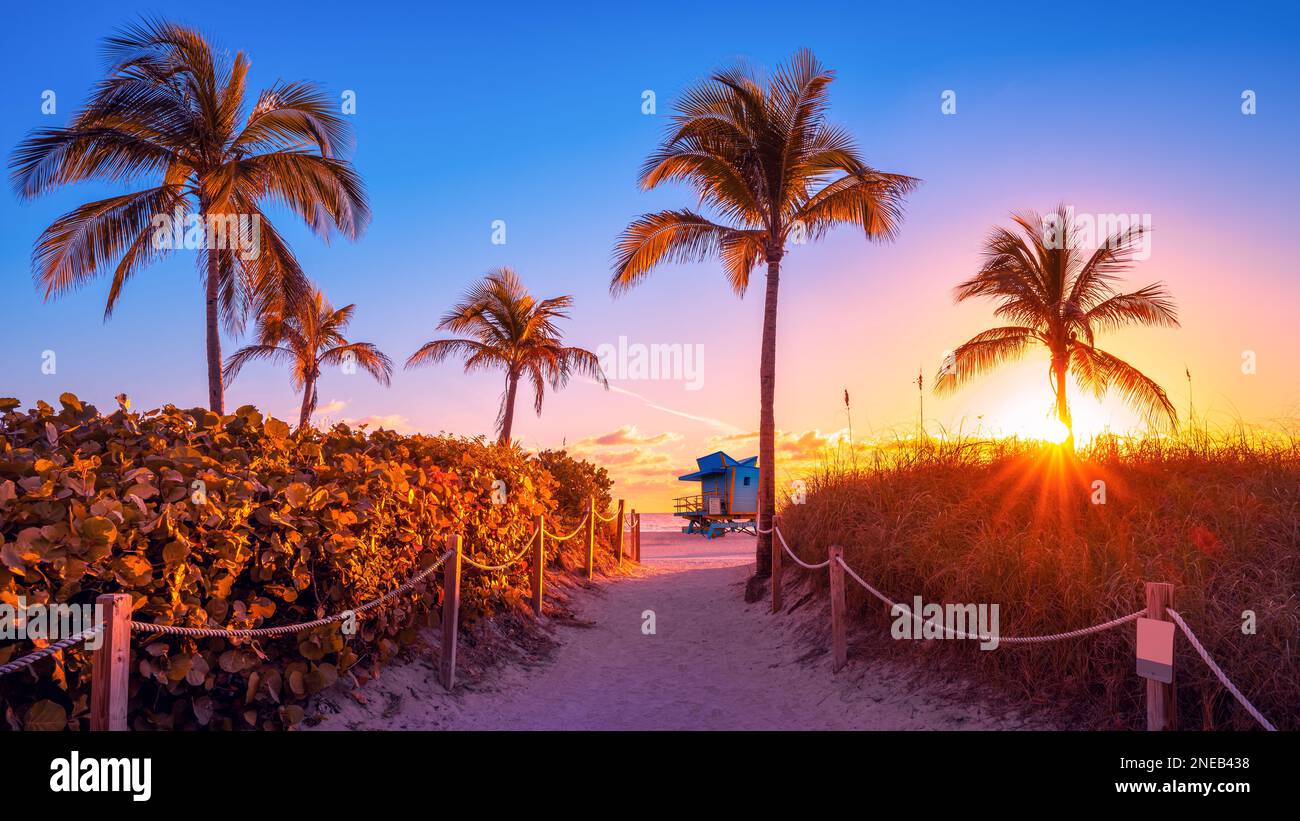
[610,49,917,580]
[224,288,392,429]
[934,206,1179,450]
[9,17,369,414]
[406,267,607,445]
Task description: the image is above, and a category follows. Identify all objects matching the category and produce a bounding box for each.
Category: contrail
[590,380,745,434]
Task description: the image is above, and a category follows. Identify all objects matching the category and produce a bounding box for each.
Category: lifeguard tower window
[673,450,760,538]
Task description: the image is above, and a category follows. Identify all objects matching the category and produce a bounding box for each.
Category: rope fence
[460,534,537,572]
[0,495,638,731]
[778,526,830,570]
[544,512,590,542]
[130,549,456,639]
[0,626,103,676]
[1166,609,1277,732]
[834,555,1145,644]
[768,520,1278,732]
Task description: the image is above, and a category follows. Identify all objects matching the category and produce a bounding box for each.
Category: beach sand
[310,530,1053,730]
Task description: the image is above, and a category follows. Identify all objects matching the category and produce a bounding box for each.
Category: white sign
[1136,617,1175,684]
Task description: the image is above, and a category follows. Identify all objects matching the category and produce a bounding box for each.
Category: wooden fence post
[585,497,596,580]
[531,515,545,616]
[1144,581,1176,731]
[771,513,783,614]
[440,534,462,691]
[615,499,625,563]
[91,593,131,731]
[828,545,846,673]
[634,513,641,562]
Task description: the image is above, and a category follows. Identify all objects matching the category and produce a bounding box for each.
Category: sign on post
[1136,617,1175,684]
[1143,581,1177,730]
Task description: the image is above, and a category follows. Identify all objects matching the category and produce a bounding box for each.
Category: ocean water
[637,512,686,532]
[633,511,760,533]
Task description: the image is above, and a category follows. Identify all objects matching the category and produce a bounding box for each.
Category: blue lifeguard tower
[673,451,760,538]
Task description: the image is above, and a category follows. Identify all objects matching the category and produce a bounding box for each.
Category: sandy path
[313,532,1050,730]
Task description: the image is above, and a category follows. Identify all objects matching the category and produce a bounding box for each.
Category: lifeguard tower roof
[678,450,758,481]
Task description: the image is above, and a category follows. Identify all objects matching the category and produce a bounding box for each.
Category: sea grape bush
[0,394,607,730]
[537,448,614,530]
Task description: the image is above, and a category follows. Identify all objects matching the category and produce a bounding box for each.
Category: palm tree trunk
[204,247,224,414]
[1053,355,1074,452]
[498,369,519,446]
[298,376,315,430]
[755,255,781,580]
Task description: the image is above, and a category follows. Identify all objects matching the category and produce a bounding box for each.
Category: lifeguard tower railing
[674,490,723,516]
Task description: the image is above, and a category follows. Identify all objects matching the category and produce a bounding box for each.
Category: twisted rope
[775,527,830,570]
[131,549,454,639]
[835,556,1144,645]
[1166,609,1277,731]
[996,611,1144,644]
[593,509,619,523]
[461,538,535,571]
[544,513,590,542]
[0,626,103,677]
[457,520,549,571]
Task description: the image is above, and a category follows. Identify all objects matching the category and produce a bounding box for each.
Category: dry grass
[777,431,1299,730]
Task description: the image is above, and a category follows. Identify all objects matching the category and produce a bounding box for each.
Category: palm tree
[610,49,917,580]
[406,267,607,445]
[9,17,369,414]
[224,288,392,430]
[934,206,1179,450]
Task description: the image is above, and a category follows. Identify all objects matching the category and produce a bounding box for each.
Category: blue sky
[2,1,1297,507]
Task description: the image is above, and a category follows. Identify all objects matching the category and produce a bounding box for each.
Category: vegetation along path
[313,532,1051,730]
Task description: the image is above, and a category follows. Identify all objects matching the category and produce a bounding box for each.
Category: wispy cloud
[314,398,348,418]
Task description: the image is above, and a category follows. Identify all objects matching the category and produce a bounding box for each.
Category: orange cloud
[707,428,848,463]
[582,425,682,447]
[343,413,418,434]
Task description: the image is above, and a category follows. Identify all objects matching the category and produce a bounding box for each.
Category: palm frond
[31,186,181,301]
[223,343,293,386]
[322,342,393,386]
[933,327,1040,395]
[1067,218,1151,309]
[1072,342,1178,429]
[233,151,369,240]
[1081,283,1180,332]
[792,170,919,243]
[611,209,748,295]
[406,338,498,371]
[10,128,176,200]
[230,81,353,157]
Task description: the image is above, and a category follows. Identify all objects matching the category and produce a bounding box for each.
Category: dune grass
[777,430,1299,730]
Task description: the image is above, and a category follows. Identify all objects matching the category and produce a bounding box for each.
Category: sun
[1042,418,1070,444]
[987,382,1138,444]
[989,392,1079,443]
